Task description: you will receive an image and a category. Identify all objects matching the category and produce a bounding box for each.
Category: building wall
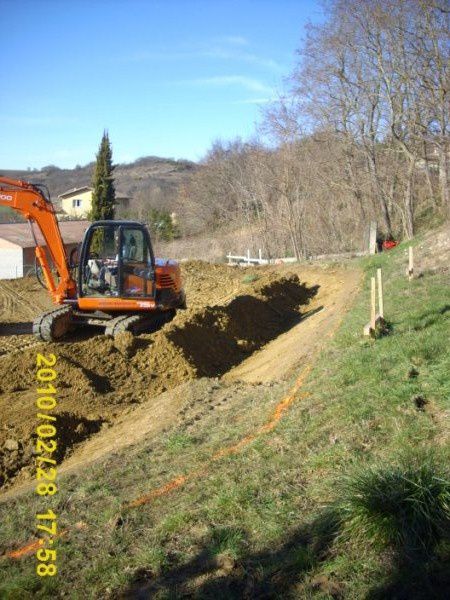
[61,190,93,218]
[0,239,23,279]
[0,242,80,280]
[22,243,79,275]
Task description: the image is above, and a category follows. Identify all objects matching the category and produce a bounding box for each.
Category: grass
[0,240,449,598]
[241,273,259,284]
[335,452,450,558]
[165,432,197,454]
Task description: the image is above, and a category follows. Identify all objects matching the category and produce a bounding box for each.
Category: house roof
[0,220,90,248]
[59,186,92,199]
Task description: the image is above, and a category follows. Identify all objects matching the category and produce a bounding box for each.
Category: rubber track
[32,306,73,342]
[104,311,175,337]
[104,314,142,336]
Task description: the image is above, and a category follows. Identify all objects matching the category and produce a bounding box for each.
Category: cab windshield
[81,224,154,298]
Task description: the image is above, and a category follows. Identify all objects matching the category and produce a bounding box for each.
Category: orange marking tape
[3,528,69,560]
[126,364,313,507]
[126,472,205,509]
[5,539,43,560]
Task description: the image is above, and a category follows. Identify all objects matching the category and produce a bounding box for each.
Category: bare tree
[170,0,448,260]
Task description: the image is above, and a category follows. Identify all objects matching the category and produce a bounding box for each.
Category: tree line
[175,0,449,259]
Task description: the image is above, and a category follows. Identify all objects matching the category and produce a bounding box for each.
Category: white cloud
[120,37,284,73]
[203,48,284,72]
[184,76,273,94]
[232,97,274,105]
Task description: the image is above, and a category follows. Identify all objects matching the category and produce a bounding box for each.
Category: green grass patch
[336,450,450,558]
[165,432,197,454]
[241,273,259,284]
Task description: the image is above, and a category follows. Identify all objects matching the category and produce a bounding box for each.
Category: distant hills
[0,156,197,222]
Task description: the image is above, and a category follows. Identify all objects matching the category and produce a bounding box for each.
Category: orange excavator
[0,176,186,341]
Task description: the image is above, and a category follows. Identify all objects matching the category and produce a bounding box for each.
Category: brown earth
[0,260,360,494]
[416,221,450,276]
[0,277,53,324]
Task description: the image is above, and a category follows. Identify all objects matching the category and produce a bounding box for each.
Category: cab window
[120,228,154,297]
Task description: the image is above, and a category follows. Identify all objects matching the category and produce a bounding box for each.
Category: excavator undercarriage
[31,306,177,341]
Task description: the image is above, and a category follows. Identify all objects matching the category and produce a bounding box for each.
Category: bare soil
[416,221,450,275]
[0,260,360,494]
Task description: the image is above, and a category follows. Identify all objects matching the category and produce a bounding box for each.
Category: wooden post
[364,275,379,336]
[369,221,377,255]
[371,276,376,330]
[377,268,384,319]
[247,249,251,265]
[408,246,414,280]
[258,248,262,262]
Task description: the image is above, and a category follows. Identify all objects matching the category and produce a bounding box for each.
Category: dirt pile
[159,273,318,377]
[1,387,106,489]
[0,273,315,398]
[0,263,318,488]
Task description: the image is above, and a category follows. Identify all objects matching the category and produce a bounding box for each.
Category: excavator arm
[0,176,77,303]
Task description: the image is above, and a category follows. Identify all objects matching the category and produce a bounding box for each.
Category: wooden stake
[377,268,384,319]
[371,276,376,330]
[369,221,377,255]
[408,246,414,280]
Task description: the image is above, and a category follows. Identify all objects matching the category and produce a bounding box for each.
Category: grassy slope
[0,243,449,599]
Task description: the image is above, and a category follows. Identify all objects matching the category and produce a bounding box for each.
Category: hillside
[0,156,197,222]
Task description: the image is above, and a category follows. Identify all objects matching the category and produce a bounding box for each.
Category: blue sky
[1,0,323,169]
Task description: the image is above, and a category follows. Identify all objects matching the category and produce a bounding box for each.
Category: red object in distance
[382,240,398,250]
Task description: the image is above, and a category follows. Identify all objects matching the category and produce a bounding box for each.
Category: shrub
[336,454,450,560]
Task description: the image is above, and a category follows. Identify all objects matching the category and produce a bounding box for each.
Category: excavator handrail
[0,176,77,303]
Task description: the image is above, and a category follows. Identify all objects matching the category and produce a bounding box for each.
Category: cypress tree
[90,131,115,221]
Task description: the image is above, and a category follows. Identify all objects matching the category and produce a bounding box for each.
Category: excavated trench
[0,266,318,489]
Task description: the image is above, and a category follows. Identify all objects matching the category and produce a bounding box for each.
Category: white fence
[227,249,299,266]
[227,249,268,266]
[227,249,367,267]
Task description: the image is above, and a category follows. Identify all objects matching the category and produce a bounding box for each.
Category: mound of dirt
[0,386,106,488]
[158,273,318,377]
[0,265,318,489]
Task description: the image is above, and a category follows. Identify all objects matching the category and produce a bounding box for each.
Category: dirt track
[0,261,360,495]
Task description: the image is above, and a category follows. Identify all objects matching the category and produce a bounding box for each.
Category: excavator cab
[72,219,184,337]
[79,221,156,300]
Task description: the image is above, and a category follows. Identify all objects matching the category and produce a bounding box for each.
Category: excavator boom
[0,177,76,303]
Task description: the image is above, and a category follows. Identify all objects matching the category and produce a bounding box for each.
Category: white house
[59,187,130,218]
[59,187,93,218]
